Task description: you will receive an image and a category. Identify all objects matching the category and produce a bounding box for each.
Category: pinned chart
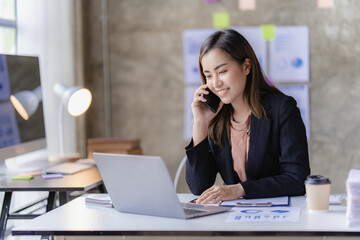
[232,26,267,74]
[269,26,309,82]
[183,85,199,140]
[277,85,310,139]
[226,207,300,222]
[183,29,217,85]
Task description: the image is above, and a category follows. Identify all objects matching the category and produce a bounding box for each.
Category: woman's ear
[243,58,251,75]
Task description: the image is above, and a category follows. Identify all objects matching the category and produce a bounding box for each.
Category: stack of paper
[346,169,360,227]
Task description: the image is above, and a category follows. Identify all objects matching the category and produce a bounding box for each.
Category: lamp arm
[58,95,66,156]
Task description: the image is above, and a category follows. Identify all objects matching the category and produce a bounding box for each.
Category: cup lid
[304,175,331,185]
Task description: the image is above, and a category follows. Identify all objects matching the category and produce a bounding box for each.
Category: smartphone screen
[201,88,221,113]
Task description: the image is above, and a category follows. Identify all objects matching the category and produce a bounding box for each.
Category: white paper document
[183,29,217,85]
[269,25,309,82]
[183,85,200,140]
[226,207,300,222]
[220,196,289,207]
[277,84,310,139]
[232,26,267,74]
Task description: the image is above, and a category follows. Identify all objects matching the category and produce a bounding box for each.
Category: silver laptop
[93,153,229,219]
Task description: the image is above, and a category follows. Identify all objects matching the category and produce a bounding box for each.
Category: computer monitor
[0,54,46,163]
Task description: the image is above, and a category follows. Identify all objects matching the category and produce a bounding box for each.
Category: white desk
[11,194,360,237]
[0,162,102,240]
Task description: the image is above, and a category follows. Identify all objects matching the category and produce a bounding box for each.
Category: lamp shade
[10,86,42,120]
[53,82,92,156]
[54,83,92,116]
[67,88,92,116]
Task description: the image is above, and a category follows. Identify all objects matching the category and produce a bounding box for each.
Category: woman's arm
[186,85,224,195]
[185,138,218,195]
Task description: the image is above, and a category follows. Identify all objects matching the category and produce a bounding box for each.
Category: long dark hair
[198,29,279,146]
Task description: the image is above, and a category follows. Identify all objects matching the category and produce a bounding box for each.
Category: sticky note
[318,0,334,8]
[12,175,34,180]
[213,12,230,29]
[239,0,256,11]
[42,174,63,179]
[260,24,275,40]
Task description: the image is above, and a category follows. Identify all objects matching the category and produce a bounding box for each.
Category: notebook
[93,153,229,219]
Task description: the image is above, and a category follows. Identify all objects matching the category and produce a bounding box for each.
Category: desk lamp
[54,83,92,156]
[10,86,42,120]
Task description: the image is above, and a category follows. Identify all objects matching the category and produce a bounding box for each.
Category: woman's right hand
[191,85,223,146]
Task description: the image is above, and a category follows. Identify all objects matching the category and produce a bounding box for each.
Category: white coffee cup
[305,175,331,212]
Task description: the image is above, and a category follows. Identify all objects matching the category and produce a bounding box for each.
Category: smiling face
[201,48,250,105]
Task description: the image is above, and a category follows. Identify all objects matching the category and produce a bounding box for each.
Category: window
[0,0,17,54]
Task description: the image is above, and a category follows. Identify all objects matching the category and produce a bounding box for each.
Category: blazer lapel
[246,101,272,179]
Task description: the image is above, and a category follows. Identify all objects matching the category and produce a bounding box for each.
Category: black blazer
[185,92,310,199]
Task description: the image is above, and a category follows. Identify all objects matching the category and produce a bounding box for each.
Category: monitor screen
[0,54,46,162]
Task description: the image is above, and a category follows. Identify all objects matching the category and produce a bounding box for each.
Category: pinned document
[260,24,275,40]
[268,26,309,83]
[213,12,230,29]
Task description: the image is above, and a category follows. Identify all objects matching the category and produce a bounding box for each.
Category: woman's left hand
[195,184,245,204]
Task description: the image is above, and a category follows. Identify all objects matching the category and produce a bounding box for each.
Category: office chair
[174,155,187,191]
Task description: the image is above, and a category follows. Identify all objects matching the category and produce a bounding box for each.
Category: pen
[236,202,272,206]
[42,173,63,179]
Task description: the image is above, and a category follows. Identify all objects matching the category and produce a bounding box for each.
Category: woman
[186,29,310,204]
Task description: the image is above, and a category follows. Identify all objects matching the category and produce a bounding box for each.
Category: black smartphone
[201,88,221,113]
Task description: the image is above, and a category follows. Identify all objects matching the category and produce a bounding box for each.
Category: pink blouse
[230,114,251,182]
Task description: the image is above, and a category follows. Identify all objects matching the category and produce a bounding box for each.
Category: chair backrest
[174,155,187,191]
